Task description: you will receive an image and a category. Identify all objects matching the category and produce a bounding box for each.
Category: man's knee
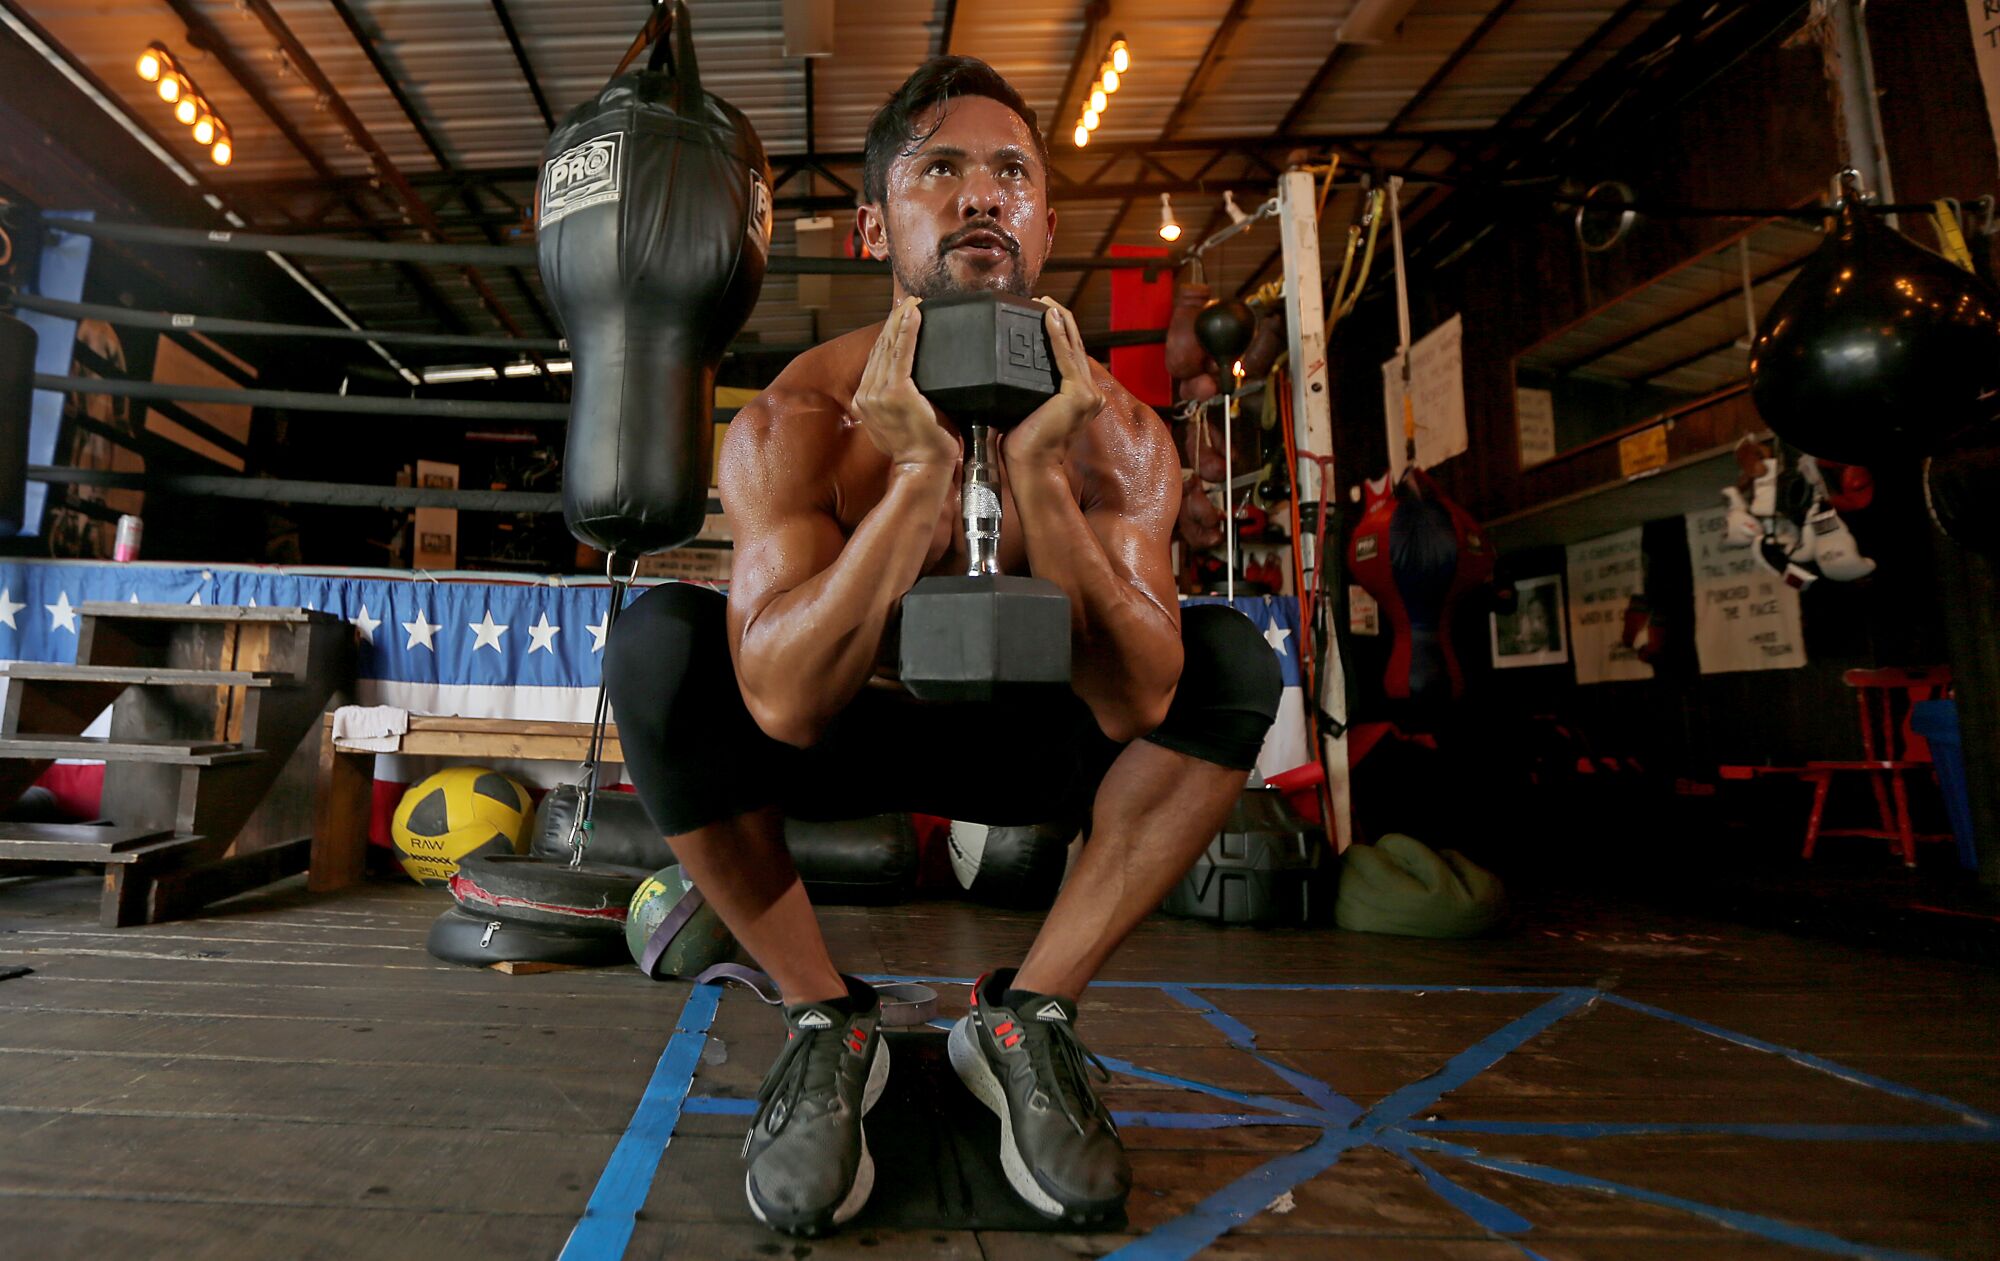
[1145,604,1283,771]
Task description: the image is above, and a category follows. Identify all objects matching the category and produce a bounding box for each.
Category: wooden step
[0,821,175,863]
[80,602,343,626]
[0,735,261,765]
[1,663,294,688]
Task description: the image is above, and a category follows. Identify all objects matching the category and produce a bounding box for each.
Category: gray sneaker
[948,968,1130,1223]
[743,976,890,1235]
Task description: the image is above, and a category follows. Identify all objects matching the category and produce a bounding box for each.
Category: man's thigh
[782,686,1121,826]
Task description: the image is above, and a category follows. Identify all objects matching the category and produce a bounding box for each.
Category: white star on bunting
[1263,623,1292,656]
[527,613,560,655]
[402,610,440,651]
[469,610,509,653]
[127,593,140,603]
[586,612,611,653]
[45,592,77,633]
[0,588,24,629]
[352,604,382,644]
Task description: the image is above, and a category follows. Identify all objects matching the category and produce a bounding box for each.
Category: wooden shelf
[1482,443,1741,553]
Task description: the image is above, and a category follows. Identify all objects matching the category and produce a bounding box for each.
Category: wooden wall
[1326,3,2000,823]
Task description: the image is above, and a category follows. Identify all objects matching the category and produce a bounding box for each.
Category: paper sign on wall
[1565,527,1653,684]
[1383,314,1467,482]
[1684,507,1807,674]
[1971,1,2000,173]
[1516,387,1556,467]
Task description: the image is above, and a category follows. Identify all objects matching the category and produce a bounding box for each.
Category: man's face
[860,95,1055,300]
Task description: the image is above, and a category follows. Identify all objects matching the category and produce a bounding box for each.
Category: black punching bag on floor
[539,1,772,556]
[0,311,35,537]
[1749,199,2000,465]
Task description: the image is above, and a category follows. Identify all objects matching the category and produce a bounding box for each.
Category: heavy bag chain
[565,552,641,868]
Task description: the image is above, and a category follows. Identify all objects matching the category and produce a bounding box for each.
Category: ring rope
[6,292,565,355]
[28,465,565,512]
[32,373,571,421]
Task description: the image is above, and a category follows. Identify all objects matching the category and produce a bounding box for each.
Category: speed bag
[538,1,773,556]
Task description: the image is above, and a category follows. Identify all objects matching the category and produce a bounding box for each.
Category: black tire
[425,906,631,968]
[448,854,646,936]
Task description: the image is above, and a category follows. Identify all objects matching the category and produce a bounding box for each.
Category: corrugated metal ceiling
[14,0,1683,357]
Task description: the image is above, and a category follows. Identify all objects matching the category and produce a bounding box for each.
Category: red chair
[1801,666,1954,867]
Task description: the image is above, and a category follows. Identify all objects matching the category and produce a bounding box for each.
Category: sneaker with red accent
[948,968,1130,1223]
[743,975,890,1236]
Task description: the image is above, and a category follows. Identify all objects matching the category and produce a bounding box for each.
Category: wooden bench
[310,713,622,892]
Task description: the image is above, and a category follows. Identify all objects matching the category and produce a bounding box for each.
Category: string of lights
[134,42,232,167]
[1072,37,1129,148]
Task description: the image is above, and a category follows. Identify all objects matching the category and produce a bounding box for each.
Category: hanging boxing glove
[1746,456,1779,518]
[1166,280,1216,381]
[1178,373,1219,404]
[1239,307,1286,379]
[1784,508,1818,565]
[1758,535,1819,590]
[1808,502,1876,581]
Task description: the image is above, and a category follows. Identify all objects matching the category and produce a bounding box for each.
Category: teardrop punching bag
[0,311,35,538]
[1749,199,2000,465]
[539,2,773,556]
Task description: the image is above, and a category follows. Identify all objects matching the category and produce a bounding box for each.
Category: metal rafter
[936,0,958,57]
[1382,0,1521,134]
[236,0,534,346]
[323,0,557,340]
[1159,0,1254,141]
[161,0,470,334]
[488,0,555,130]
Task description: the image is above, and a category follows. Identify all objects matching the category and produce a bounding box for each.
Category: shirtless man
[603,56,1281,1237]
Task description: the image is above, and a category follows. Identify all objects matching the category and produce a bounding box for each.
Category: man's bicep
[718,403,846,640]
[1084,413,1182,615]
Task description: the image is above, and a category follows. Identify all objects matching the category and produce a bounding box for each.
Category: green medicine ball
[625,864,738,979]
[1335,834,1506,939]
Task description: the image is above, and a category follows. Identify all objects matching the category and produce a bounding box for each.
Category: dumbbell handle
[963,423,1001,576]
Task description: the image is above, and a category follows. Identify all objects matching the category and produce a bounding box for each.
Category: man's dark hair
[862,56,1046,206]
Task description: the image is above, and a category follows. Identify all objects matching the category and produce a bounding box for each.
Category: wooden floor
[1,871,1997,1260]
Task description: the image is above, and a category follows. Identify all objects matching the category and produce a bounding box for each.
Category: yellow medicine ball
[391,766,532,887]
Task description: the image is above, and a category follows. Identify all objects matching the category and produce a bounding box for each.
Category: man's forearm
[1009,462,1181,737]
[738,463,952,742]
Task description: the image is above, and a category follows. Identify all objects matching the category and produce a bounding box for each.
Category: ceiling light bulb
[1111,41,1130,74]
[211,137,232,166]
[136,50,162,82]
[1083,107,1100,131]
[158,75,181,103]
[1158,192,1181,242]
[1089,87,1107,114]
[1101,67,1119,94]
[1073,124,1089,148]
[192,115,216,145]
[174,97,198,125]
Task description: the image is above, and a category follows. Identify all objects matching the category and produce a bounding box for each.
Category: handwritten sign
[1684,508,1807,674]
[1564,527,1653,684]
[1972,0,2000,172]
[1383,314,1467,482]
[1516,387,1556,467]
[1618,424,1669,478]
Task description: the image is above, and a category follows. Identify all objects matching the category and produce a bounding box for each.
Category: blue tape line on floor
[1159,984,1362,1122]
[1376,1134,1535,1234]
[559,983,720,1261]
[1602,994,2000,1129]
[1399,1133,1940,1261]
[1356,990,1595,1137]
[1105,1127,1364,1261]
[1405,1120,2000,1142]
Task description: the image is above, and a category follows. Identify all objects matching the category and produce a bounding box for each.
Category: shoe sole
[949,1015,1121,1224]
[745,1036,891,1236]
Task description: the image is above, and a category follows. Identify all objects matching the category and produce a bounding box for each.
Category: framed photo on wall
[1491,574,1568,669]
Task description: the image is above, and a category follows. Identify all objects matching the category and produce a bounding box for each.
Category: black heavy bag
[1749,199,2000,465]
[539,2,773,555]
[0,311,35,537]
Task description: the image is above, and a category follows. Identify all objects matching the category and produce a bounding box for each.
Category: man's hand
[851,297,959,469]
[1002,296,1106,470]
